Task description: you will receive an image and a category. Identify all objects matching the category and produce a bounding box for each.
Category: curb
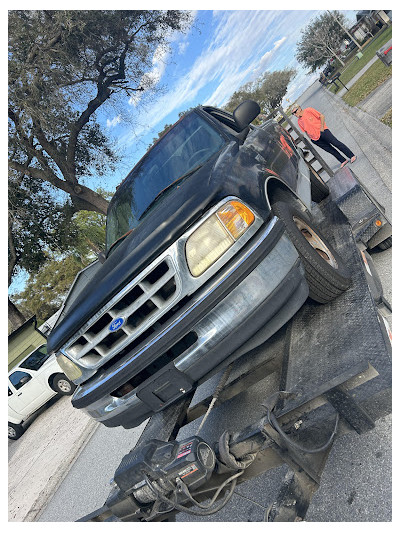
[8,396,99,523]
[327,91,392,153]
[25,419,98,522]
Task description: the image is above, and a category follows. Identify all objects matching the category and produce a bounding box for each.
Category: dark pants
[312,129,354,163]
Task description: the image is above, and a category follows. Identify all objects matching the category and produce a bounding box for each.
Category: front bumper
[73,218,309,429]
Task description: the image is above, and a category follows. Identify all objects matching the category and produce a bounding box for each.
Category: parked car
[47,100,351,431]
[8,344,75,439]
[323,63,335,77]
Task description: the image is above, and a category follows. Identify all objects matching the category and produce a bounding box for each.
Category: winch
[114,436,216,504]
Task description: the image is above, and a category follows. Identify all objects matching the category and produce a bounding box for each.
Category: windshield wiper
[106,229,133,258]
[138,165,202,221]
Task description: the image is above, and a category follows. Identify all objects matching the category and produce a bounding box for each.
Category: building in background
[350,10,392,42]
[8,316,47,371]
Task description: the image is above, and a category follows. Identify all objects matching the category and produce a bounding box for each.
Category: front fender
[8,406,22,424]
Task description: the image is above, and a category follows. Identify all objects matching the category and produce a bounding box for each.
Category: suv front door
[8,370,50,418]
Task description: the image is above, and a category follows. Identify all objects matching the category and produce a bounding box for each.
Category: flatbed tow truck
[77,108,392,523]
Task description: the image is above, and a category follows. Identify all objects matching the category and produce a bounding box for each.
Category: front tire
[9,422,24,440]
[52,374,75,395]
[272,201,351,303]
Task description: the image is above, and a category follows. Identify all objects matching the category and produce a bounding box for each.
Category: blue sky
[91,8,358,192]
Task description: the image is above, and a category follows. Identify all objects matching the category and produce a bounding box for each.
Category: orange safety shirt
[297,107,328,141]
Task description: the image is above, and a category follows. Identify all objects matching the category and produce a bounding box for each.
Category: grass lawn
[328,26,392,93]
[342,60,392,106]
[381,109,392,128]
[339,26,392,85]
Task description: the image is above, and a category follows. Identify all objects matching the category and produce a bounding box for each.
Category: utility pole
[327,10,362,51]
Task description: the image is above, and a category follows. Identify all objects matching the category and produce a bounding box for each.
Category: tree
[296,11,348,72]
[8,10,192,215]
[224,68,297,116]
[69,209,108,262]
[11,256,88,324]
[8,171,78,329]
[8,10,192,329]
[10,207,108,325]
[8,169,111,330]
[327,10,362,51]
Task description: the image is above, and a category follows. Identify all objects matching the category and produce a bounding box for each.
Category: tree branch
[9,159,72,193]
[8,213,18,286]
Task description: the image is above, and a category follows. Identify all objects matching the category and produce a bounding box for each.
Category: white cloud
[106,115,121,128]
[178,41,189,55]
[123,10,322,144]
[254,37,287,74]
[129,44,170,107]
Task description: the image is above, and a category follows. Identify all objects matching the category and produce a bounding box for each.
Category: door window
[19,345,49,371]
[9,371,32,390]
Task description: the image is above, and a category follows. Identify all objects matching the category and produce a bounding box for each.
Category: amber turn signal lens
[217,201,255,239]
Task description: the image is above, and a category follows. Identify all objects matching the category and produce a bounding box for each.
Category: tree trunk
[325,44,345,67]
[8,297,26,331]
[70,184,110,215]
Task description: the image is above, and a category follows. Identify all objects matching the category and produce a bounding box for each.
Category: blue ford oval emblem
[109,317,124,332]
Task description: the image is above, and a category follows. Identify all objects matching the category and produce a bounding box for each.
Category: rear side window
[9,371,32,390]
[20,345,50,371]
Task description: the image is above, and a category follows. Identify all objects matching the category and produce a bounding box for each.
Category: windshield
[105,112,226,250]
[19,345,50,371]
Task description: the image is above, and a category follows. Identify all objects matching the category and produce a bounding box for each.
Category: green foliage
[69,210,107,261]
[11,205,108,323]
[8,173,77,282]
[8,9,192,320]
[224,68,297,115]
[296,10,348,72]
[12,256,87,322]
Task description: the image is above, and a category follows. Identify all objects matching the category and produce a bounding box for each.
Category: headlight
[186,200,255,277]
[57,354,82,381]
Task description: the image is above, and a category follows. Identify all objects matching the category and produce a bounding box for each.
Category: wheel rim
[8,426,17,438]
[293,216,338,269]
[57,379,72,393]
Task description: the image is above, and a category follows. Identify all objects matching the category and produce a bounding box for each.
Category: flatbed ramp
[79,167,391,522]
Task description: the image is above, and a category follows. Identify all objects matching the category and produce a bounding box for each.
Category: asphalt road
[38,81,392,523]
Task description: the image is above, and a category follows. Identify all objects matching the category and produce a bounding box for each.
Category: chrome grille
[64,257,181,368]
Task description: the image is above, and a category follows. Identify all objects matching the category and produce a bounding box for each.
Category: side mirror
[98,251,107,264]
[233,100,261,130]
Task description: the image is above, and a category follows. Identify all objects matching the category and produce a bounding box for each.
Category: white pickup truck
[8,344,75,440]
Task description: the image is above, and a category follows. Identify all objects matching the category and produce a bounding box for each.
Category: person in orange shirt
[292,105,356,168]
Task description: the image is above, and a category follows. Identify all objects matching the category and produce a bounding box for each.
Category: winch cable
[196,364,233,435]
[264,391,340,454]
[144,470,243,516]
